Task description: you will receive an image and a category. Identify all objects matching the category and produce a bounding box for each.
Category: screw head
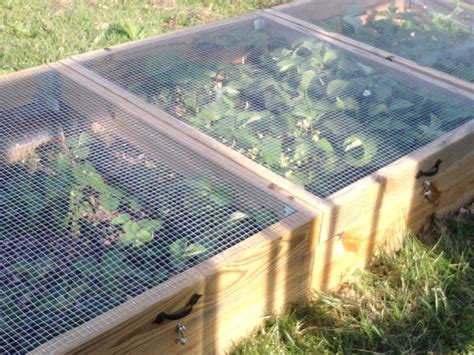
[176,337,187,345]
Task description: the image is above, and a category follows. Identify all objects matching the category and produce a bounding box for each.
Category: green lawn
[2,1,473,353]
[0,0,287,75]
[232,211,474,354]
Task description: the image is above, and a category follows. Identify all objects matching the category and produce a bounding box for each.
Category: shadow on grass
[232,210,474,354]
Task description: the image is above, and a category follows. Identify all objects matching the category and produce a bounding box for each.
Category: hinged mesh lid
[75,15,473,197]
[274,0,474,82]
[0,68,294,353]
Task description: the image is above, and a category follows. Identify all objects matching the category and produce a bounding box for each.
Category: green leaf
[293,138,312,161]
[73,147,91,160]
[326,79,350,96]
[183,243,208,258]
[375,86,392,102]
[323,49,338,64]
[169,239,187,269]
[66,133,91,149]
[390,99,414,111]
[233,130,258,149]
[369,103,389,116]
[111,213,131,225]
[315,138,335,152]
[135,229,154,247]
[228,211,249,222]
[138,219,163,232]
[99,193,121,212]
[224,86,240,96]
[285,170,310,186]
[336,97,359,111]
[343,135,378,167]
[343,15,364,31]
[259,137,283,166]
[356,62,374,75]
[300,70,316,91]
[278,58,295,72]
[10,257,50,281]
[209,183,233,206]
[246,207,278,228]
[123,221,139,235]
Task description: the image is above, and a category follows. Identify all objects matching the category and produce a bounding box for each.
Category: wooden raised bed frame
[62,10,474,289]
[267,0,474,93]
[1,65,322,354]
[1,10,472,355]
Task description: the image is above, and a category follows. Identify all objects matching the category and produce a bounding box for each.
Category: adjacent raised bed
[66,11,473,261]
[0,65,318,354]
[269,0,474,91]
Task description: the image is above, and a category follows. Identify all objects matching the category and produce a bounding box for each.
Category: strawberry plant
[118,24,471,196]
[318,3,474,82]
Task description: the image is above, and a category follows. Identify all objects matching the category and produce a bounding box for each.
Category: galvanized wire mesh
[275,0,474,82]
[77,16,473,197]
[0,68,292,354]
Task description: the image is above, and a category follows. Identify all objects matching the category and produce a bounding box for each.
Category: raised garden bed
[0,65,317,354]
[270,0,474,90]
[1,10,473,355]
[65,11,474,294]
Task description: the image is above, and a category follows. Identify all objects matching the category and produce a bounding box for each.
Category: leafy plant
[128,26,470,197]
[320,3,474,82]
[169,239,208,269]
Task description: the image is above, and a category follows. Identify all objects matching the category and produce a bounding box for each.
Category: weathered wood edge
[264,7,474,94]
[30,211,315,354]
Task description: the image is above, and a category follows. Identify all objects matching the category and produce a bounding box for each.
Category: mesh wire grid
[275,0,474,82]
[77,16,474,198]
[0,68,293,354]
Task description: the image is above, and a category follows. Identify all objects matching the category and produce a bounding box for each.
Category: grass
[232,209,474,354]
[0,0,287,75]
[2,2,473,353]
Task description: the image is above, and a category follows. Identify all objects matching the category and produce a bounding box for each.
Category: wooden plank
[33,212,318,354]
[265,8,474,94]
[312,120,474,291]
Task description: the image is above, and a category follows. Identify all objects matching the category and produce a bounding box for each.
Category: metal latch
[422,180,440,203]
[175,323,187,346]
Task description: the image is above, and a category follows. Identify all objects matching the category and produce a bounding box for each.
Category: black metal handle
[153,294,202,324]
[416,159,442,179]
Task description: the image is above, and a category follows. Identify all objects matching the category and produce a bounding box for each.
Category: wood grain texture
[312,120,474,291]
[33,213,318,354]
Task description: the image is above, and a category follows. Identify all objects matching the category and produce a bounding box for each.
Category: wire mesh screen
[275,0,474,82]
[0,68,293,354]
[77,16,473,197]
